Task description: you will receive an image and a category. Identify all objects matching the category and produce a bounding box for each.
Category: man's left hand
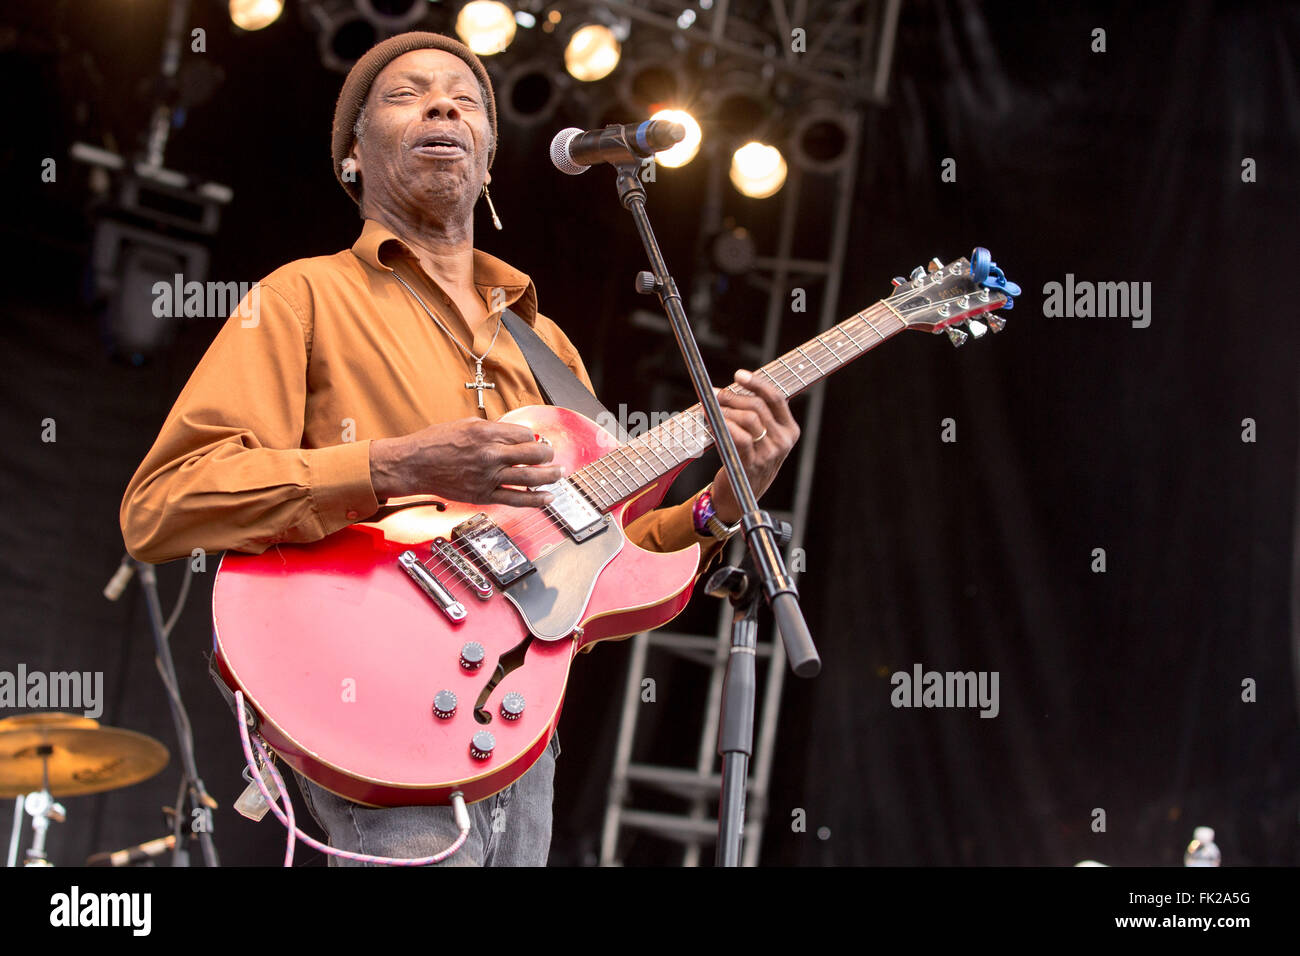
[710,369,800,525]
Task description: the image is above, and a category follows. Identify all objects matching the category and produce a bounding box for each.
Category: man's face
[350,49,492,217]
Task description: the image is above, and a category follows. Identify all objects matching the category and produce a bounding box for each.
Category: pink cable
[234,690,470,866]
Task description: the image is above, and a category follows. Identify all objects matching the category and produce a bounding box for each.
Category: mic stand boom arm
[610,159,821,865]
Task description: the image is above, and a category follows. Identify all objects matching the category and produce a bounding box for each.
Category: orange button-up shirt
[121,219,720,571]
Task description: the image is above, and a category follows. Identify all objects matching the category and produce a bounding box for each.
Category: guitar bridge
[433,536,493,599]
[452,513,535,588]
[398,551,467,623]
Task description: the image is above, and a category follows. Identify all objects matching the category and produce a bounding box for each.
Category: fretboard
[568,300,907,510]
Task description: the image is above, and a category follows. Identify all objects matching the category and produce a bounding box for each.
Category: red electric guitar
[211,250,1020,806]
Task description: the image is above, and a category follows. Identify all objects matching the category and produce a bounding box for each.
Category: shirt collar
[351,218,539,324]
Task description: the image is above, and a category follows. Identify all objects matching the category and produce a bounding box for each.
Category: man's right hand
[369,419,561,507]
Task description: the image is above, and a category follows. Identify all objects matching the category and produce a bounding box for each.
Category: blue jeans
[292,732,560,866]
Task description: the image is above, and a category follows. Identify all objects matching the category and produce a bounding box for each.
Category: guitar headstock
[886,247,1021,346]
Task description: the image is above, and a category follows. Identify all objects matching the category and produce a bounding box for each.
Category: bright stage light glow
[456,1,518,56]
[649,108,701,168]
[730,141,787,198]
[229,0,283,31]
[564,24,621,82]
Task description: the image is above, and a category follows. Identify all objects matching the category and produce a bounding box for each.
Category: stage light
[304,0,379,73]
[710,86,767,140]
[499,60,564,126]
[711,224,757,275]
[356,0,426,30]
[621,56,681,113]
[456,1,517,55]
[649,108,701,168]
[229,0,283,31]
[791,107,853,172]
[565,24,621,82]
[730,141,787,198]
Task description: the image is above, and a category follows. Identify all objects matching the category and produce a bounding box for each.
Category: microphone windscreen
[549,128,587,175]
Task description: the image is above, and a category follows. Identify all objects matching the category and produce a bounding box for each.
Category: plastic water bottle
[1183,826,1221,866]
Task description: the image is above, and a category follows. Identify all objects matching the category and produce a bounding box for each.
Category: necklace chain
[392,272,504,364]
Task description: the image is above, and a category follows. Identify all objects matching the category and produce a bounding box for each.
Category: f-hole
[474,635,532,724]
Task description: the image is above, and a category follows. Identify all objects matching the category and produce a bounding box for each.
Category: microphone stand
[135,561,220,867]
[609,159,821,866]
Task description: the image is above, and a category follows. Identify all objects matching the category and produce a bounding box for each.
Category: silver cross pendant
[465,359,496,410]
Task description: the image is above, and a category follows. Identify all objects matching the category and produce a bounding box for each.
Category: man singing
[120,31,799,866]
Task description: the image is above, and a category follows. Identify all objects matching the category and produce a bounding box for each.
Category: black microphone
[550,120,685,175]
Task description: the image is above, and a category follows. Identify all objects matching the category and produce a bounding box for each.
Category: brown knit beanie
[331,31,498,205]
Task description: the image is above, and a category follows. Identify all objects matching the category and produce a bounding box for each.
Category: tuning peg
[987,314,1007,333]
[909,266,926,280]
[966,319,988,338]
[946,326,969,348]
[927,257,943,273]
[890,276,907,288]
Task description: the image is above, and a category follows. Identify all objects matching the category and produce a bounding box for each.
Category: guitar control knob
[500,692,526,721]
[470,731,496,761]
[890,276,907,288]
[459,641,486,671]
[946,326,969,348]
[432,690,458,720]
[909,266,926,280]
[927,257,943,273]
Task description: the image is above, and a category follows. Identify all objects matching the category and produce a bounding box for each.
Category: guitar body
[212,405,700,807]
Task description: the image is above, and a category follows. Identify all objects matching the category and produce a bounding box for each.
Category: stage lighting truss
[592,0,899,105]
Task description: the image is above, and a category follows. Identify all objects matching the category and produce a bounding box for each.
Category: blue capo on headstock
[969,247,1022,310]
[886,248,1020,347]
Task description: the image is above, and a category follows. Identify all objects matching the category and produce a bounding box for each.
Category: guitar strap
[502,308,625,441]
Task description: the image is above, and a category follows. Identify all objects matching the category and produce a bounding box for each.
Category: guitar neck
[567,300,907,511]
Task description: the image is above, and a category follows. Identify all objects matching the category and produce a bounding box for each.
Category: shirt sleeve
[120,279,379,564]
[533,313,726,579]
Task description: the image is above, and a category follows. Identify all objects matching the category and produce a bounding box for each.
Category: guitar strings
[409,286,959,587]
[407,300,913,588]
[408,277,985,585]
[410,295,932,586]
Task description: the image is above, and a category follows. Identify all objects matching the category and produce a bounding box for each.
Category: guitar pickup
[398,551,467,623]
[535,478,606,543]
[452,514,535,588]
[433,536,493,599]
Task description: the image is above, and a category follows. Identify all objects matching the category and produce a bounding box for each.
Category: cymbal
[0,713,169,798]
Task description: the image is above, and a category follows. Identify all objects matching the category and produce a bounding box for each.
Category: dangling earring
[482,183,503,231]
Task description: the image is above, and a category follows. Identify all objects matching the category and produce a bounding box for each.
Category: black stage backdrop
[0,0,1295,867]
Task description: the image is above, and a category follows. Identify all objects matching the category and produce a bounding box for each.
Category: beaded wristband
[693,487,716,535]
